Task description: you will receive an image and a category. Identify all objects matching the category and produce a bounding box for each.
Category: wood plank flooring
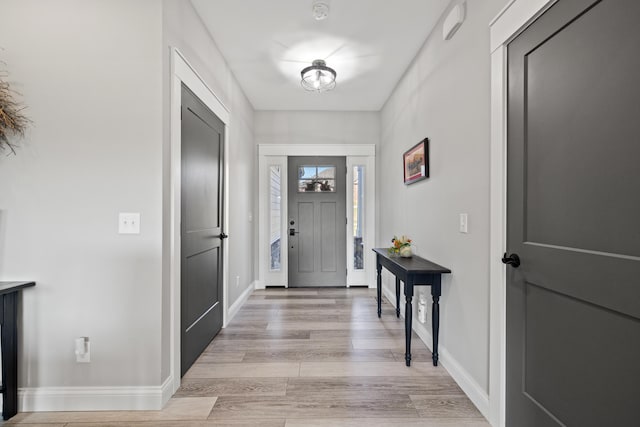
[7,288,489,426]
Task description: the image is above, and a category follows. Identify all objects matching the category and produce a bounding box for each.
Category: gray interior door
[506,1,640,425]
[181,84,224,376]
[288,156,346,287]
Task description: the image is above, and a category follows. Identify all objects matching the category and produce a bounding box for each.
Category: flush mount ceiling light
[312,0,330,21]
[300,59,337,92]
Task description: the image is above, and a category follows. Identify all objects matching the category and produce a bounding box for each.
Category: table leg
[1,293,18,420]
[395,277,401,318]
[404,281,414,366]
[376,259,382,318]
[431,278,442,366]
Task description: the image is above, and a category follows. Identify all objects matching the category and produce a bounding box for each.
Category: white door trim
[168,47,231,399]
[259,144,375,157]
[257,144,376,290]
[346,156,374,287]
[488,1,558,426]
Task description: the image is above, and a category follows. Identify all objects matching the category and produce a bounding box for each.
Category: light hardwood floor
[7,288,489,427]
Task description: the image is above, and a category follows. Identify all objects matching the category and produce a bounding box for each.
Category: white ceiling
[191,0,450,111]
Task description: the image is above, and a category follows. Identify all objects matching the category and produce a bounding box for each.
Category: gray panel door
[181,84,224,376]
[288,156,346,287]
[506,1,640,425]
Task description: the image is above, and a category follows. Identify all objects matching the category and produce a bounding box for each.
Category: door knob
[217,232,229,239]
[501,253,520,268]
[289,228,298,236]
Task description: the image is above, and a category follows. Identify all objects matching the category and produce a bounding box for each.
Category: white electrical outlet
[236,275,240,287]
[75,337,90,363]
[418,293,427,324]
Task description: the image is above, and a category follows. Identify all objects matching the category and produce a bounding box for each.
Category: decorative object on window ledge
[403,138,429,185]
[301,59,337,93]
[388,235,412,258]
[298,165,336,192]
[0,72,31,155]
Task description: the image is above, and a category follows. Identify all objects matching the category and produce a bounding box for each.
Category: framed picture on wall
[403,138,429,184]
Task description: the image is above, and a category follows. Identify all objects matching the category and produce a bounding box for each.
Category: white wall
[0,0,506,414]
[0,0,163,389]
[0,0,256,406]
[379,0,508,409]
[162,0,256,380]
[255,111,380,146]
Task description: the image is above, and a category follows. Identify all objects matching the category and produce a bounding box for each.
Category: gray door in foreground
[506,0,640,425]
[181,84,224,376]
[288,156,346,287]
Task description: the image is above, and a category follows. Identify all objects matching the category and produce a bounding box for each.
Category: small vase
[400,246,412,258]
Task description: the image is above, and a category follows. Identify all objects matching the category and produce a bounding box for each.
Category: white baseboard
[17,376,174,412]
[412,320,490,420]
[160,375,175,408]
[253,280,265,290]
[226,281,255,325]
[381,284,491,421]
[381,284,398,309]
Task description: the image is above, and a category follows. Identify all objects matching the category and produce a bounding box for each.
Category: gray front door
[506,0,640,425]
[181,84,224,376]
[288,156,346,287]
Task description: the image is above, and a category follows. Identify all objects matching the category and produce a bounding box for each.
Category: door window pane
[298,165,336,192]
[353,166,364,270]
[270,166,281,271]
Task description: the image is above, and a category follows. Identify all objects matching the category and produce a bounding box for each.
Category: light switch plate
[459,213,468,233]
[119,212,140,234]
[75,337,90,363]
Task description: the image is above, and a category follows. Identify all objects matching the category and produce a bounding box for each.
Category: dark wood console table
[1,281,35,421]
[373,249,450,367]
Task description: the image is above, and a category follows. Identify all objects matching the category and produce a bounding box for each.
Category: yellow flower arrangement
[388,235,412,256]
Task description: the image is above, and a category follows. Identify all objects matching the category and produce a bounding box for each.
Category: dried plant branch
[0,75,31,155]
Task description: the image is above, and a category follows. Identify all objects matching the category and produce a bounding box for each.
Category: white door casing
[489,1,559,426]
[169,48,230,399]
[257,144,376,289]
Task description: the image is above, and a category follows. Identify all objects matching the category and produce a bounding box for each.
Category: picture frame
[403,138,429,184]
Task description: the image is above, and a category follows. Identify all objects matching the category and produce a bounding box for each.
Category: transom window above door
[298,165,336,192]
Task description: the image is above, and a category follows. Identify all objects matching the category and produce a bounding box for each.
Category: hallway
[8,288,488,426]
